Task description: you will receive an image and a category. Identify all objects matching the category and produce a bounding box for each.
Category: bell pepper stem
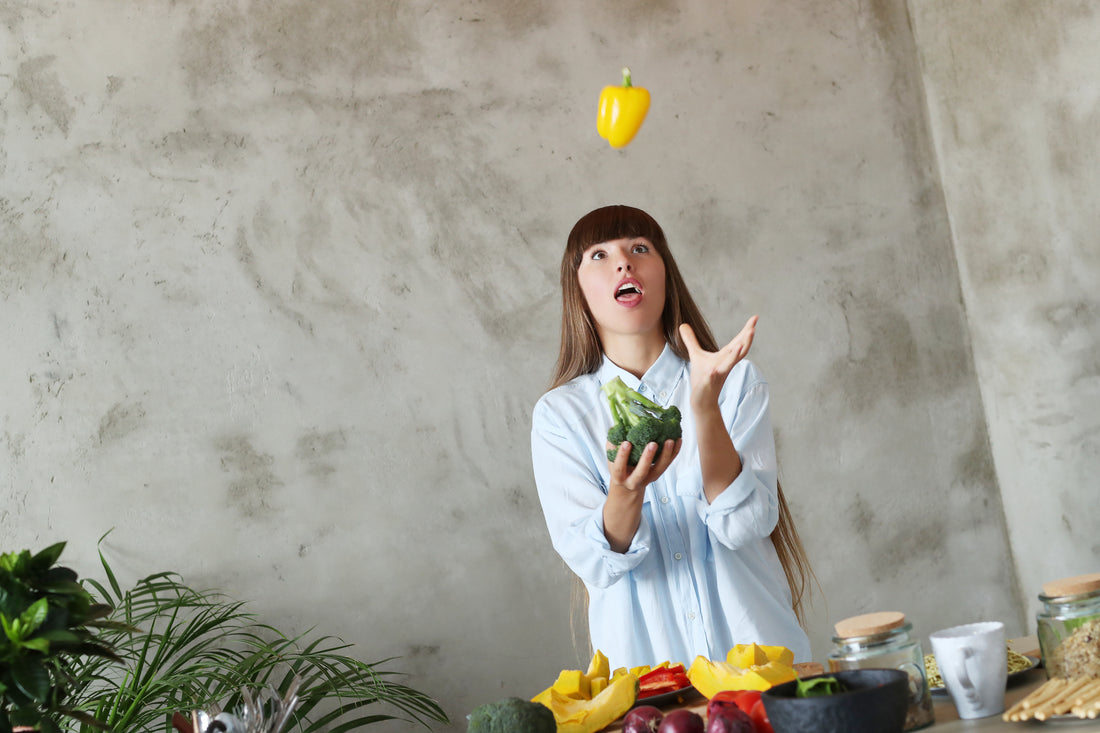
[622,67,633,88]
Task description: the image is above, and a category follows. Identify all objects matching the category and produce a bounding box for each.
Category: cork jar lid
[834,611,907,638]
[1042,572,1100,599]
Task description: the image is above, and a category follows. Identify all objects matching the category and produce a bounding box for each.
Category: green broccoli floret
[602,376,682,466]
[466,697,555,733]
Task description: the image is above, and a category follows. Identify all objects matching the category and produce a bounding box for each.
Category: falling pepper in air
[597,67,650,148]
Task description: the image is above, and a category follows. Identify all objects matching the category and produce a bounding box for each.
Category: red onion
[622,705,664,733]
[658,708,705,733]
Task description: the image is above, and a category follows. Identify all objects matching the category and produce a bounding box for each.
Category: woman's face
[576,236,667,346]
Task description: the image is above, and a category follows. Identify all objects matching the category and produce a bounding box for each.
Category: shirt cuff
[698,458,759,517]
[588,508,651,573]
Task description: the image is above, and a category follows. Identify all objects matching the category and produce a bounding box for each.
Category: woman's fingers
[610,440,682,491]
[717,315,758,368]
[610,441,652,491]
[649,439,681,477]
[733,315,758,357]
[635,440,682,484]
[609,441,633,475]
[627,442,660,486]
[679,323,701,357]
[682,316,758,364]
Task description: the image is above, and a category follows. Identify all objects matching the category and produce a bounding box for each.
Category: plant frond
[55,552,448,732]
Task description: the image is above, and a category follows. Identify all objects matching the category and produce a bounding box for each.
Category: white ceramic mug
[929,621,1007,719]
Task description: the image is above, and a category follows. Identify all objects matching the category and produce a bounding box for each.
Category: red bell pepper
[708,689,761,716]
[749,698,774,733]
[637,663,691,698]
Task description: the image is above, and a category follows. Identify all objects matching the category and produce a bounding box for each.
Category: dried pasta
[923,647,1033,690]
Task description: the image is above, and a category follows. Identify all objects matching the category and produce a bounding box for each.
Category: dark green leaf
[96,531,123,600]
[10,656,51,702]
[30,542,67,572]
[18,636,50,653]
[37,714,61,733]
[41,566,80,588]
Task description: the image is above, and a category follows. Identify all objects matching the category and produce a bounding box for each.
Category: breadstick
[1035,678,1094,720]
[1005,677,1082,721]
[1020,677,1067,709]
[1005,679,1058,721]
[1072,679,1100,705]
[1069,680,1100,718]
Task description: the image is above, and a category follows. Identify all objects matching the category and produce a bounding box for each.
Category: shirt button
[659,391,668,400]
[674,552,683,561]
[661,496,669,504]
[688,611,696,619]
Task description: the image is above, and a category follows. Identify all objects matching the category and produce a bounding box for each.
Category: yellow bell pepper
[597,67,650,149]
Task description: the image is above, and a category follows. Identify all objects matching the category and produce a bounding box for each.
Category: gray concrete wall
[1,1,1094,731]
[909,0,1100,623]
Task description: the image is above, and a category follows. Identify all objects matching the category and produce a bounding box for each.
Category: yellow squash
[687,644,798,698]
[532,649,612,706]
[727,643,795,668]
[532,649,639,732]
[548,673,638,733]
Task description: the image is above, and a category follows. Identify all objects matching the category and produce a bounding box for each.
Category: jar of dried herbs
[1037,572,1100,679]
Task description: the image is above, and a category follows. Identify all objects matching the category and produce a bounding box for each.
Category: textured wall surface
[2,1,1090,730]
[910,0,1100,621]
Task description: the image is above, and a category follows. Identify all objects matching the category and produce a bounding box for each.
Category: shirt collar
[595,343,686,408]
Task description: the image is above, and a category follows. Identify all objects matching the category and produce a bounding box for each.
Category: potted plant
[61,540,449,732]
[0,542,120,733]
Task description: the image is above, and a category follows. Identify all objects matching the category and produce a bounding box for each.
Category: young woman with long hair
[531,204,814,668]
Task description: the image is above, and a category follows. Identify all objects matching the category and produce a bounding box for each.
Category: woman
[531,204,813,668]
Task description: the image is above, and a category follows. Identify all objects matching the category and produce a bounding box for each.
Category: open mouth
[615,280,642,301]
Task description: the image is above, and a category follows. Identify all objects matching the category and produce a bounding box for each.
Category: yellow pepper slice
[597,67,650,148]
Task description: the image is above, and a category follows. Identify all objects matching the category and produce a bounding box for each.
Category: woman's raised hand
[680,315,758,410]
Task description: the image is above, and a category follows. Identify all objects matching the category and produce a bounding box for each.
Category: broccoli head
[466,697,555,733]
[602,376,682,466]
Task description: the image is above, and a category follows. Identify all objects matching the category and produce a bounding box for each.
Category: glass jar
[828,611,934,731]
[1036,572,1100,679]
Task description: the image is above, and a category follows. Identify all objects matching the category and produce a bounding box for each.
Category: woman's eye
[589,250,606,260]
[632,244,649,254]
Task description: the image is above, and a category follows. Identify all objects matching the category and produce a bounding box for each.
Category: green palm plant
[0,542,121,733]
[63,542,448,733]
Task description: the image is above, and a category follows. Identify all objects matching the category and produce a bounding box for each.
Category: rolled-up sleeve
[531,396,650,588]
[696,374,780,549]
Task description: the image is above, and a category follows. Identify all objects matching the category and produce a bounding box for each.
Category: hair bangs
[566,205,666,269]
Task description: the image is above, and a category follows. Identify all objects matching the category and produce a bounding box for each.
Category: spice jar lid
[834,611,906,638]
[1042,572,1100,599]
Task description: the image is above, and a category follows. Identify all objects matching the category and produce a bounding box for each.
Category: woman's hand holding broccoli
[599,377,683,552]
[603,437,681,552]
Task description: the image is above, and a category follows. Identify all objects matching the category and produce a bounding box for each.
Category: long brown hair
[550,204,815,624]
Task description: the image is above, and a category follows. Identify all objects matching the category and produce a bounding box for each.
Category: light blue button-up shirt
[531,345,811,669]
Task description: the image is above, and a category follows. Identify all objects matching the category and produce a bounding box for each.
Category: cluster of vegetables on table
[467,643,805,733]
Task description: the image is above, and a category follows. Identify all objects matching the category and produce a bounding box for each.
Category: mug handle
[958,647,979,703]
